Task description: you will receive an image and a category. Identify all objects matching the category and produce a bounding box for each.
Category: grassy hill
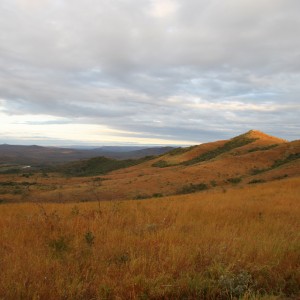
[0,130,299,203]
[0,130,299,299]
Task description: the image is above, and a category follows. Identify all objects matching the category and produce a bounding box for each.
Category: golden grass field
[0,177,299,299]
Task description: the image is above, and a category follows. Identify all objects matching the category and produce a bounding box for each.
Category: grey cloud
[0,0,299,144]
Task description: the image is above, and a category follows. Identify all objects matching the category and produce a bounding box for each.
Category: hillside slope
[0,130,299,203]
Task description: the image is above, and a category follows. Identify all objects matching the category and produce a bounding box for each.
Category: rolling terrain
[0,130,299,299]
[0,130,298,203]
[0,144,174,166]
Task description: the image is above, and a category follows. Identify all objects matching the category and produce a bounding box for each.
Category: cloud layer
[0,0,299,145]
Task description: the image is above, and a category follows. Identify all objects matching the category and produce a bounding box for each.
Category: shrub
[168,145,196,156]
[84,231,95,246]
[248,179,266,184]
[135,194,150,200]
[250,168,267,175]
[177,183,208,194]
[248,144,278,153]
[48,236,71,258]
[152,160,171,168]
[152,193,163,198]
[109,252,130,266]
[210,180,217,187]
[227,177,242,184]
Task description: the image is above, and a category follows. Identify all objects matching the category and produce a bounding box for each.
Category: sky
[0,0,299,146]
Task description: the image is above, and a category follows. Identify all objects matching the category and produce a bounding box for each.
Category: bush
[210,180,217,187]
[84,231,95,246]
[177,183,208,194]
[48,236,71,258]
[248,179,266,184]
[248,144,278,153]
[152,193,163,198]
[250,168,267,175]
[227,177,242,184]
[135,194,150,200]
[168,145,196,156]
[152,160,171,168]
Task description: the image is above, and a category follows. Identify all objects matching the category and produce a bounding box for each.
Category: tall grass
[0,178,299,299]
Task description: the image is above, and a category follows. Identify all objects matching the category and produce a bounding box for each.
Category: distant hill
[57,156,156,177]
[0,144,175,166]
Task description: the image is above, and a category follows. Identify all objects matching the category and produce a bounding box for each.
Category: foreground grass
[0,178,299,299]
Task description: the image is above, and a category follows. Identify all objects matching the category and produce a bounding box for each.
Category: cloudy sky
[0,0,299,146]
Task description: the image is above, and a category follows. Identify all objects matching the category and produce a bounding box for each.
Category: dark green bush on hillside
[227,177,242,184]
[152,160,171,168]
[177,183,208,195]
[168,145,197,156]
[247,144,278,153]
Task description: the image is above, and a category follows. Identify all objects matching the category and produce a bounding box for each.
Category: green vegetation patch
[182,136,257,166]
[250,152,300,176]
[248,179,266,184]
[272,152,300,168]
[152,160,172,168]
[177,183,208,194]
[168,145,197,156]
[227,177,242,184]
[247,144,279,153]
[58,155,154,177]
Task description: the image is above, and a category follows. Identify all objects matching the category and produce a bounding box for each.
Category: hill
[0,130,298,203]
[0,130,299,299]
[0,144,174,166]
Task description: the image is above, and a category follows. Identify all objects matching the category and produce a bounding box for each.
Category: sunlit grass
[0,178,299,299]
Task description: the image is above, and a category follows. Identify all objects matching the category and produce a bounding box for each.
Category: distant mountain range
[0,144,175,166]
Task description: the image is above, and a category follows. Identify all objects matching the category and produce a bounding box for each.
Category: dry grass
[0,178,299,299]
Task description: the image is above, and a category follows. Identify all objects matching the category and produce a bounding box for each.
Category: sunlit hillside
[0,178,299,299]
[0,130,299,203]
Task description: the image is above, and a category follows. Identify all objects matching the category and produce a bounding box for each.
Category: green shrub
[272,153,300,169]
[248,144,278,153]
[152,193,163,198]
[250,168,267,175]
[227,177,242,184]
[135,194,150,200]
[177,183,208,194]
[84,231,95,246]
[152,160,171,168]
[168,145,196,156]
[48,236,71,258]
[210,180,217,187]
[248,179,266,184]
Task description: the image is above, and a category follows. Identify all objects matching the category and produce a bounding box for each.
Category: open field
[0,178,299,299]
